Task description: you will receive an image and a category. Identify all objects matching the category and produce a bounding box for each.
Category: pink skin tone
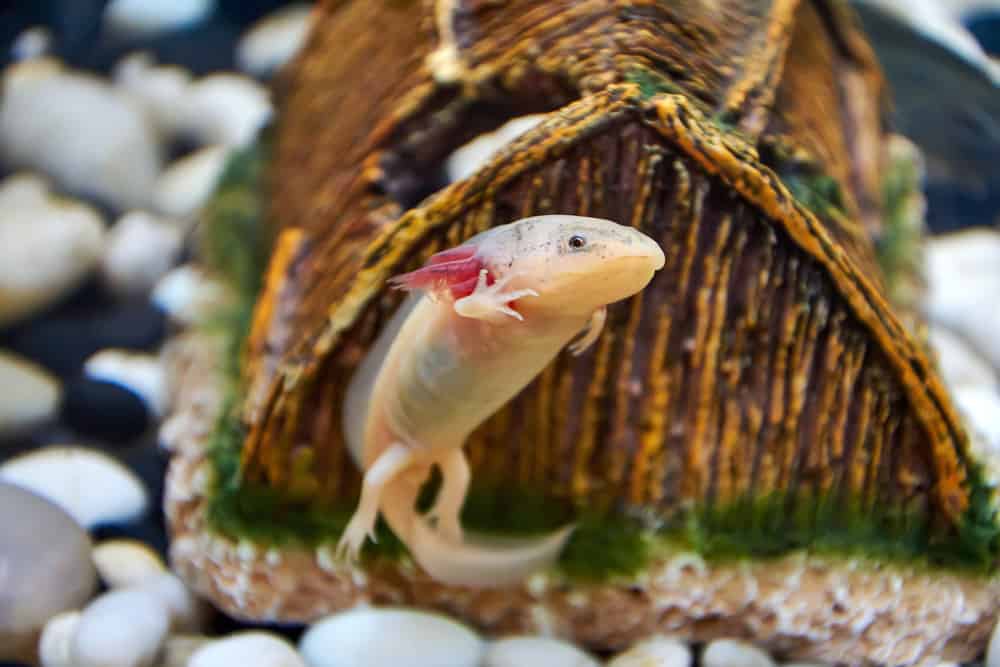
[338,215,665,587]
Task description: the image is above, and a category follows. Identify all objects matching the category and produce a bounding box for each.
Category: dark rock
[60,377,150,443]
[967,11,1000,56]
[1,302,167,376]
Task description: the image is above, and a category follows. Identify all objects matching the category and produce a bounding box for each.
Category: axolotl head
[478,215,666,317]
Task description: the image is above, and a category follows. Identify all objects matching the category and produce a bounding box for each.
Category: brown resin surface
[237,0,971,538]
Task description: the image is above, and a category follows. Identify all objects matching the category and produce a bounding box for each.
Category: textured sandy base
[162,333,1000,666]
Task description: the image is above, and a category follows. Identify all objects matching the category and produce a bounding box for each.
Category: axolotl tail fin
[408,518,575,588]
[380,476,574,587]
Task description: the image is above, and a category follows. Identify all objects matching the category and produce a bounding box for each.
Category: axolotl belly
[339,215,665,587]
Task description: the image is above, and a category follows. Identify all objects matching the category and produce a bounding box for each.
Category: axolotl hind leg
[336,442,415,562]
[426,448,471,544]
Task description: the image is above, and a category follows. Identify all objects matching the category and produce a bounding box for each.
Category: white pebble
[92,540,166,589]
[0,350,60,437]
[0,447,148,528]
[926,230,1000,370]
[702,639,775,667]
[446,115,546,183]
[102,211,184,297]
[607,636,692,667]
[299,607,484,667]
[152,145,229,219]
[989,618,1000,667]
[152,265,231,325]
[237,4,314,76]
[929,324,997,391]
[953,385,1000,453]
[137,572,206,633]
[159,635,213,667]
[190,632,305,667]
[483,636,599,667]
[0,61,161,211]
[114,52,192,138]
[104,0,216,36]
[71,589,169,667]
[0,175,105,327]
[0,172,50,207]
[85,349,168,417]
[179,74,272,147]
[38,610,81,667]
[11,26,52,61]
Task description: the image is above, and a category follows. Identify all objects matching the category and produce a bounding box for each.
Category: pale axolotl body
[338,215,666,586]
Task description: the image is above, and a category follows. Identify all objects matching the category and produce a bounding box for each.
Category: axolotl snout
[339,215,666,587]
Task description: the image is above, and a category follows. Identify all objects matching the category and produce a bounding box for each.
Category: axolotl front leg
[336,268,538,562]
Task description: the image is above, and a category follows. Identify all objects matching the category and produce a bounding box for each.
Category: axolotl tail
[380,476,574,587]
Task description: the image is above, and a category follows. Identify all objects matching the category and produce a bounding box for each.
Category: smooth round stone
[71,589,169,667]
[11,26,52,62]
[928,324,997,390]
[104,0,217,36]
[299,608,484,667]
[38,610,81,667]
[954,385,1000,452]
[926,230,1000,370]
[92,540,165,589]
[968,12,1000,55]
[84,349,167,418]
[607,637,692,667]
[152,145,229,219]
[179,74,272,147]
[0,61,161,212]
[0,484,96,661]
[483,637,599,667]
[138,573,206,633]
[190,632,305,667]
[5,302,167,377]
[0,175,105,328]
[989,617,1000,667]
[113,53,192,138]
[0,447,147,528]
[236,4,314,76]
[702,640,775,667]
[101,211,184,297]
[152,265,230,325]
[446,115,546,184]
[158,635,212,667]
[61,378,151,443]
[0,351,60,438]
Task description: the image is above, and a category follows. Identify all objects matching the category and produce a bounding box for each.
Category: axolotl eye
[567,234,587,250]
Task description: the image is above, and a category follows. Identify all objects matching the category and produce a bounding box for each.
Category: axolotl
[338,215,665,586]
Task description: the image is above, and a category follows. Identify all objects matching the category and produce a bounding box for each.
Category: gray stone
[0,484,97,662]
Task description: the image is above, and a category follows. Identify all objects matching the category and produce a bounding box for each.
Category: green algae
[625,68,683,101]
[875,137,926,307]
[196,131,998,583]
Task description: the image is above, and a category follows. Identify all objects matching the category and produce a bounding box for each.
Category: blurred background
[0,1,996,665]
